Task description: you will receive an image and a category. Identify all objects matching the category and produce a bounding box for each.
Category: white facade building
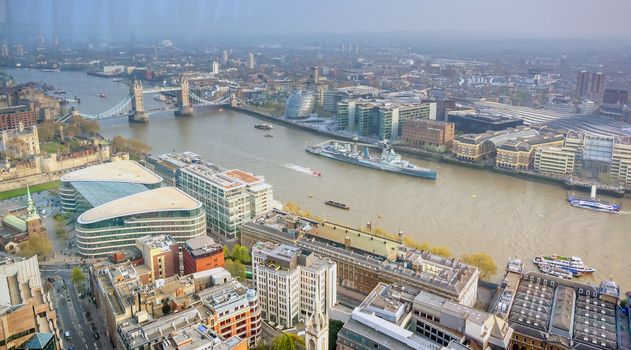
[252,242,337,328]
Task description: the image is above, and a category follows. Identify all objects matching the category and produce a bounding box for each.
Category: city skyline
[2,0,631,42]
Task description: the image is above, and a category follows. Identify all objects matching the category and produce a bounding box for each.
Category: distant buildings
[337,99,435,140]
[0,253,61,350]
[402,119,455,148]
[247,52,255,69]
[241,212,479,306]
[603,89,628,105]
[182,235,224,275]
[0,105,37,131]
[322,85,384,113]
[211,60,220,75]
[75,187,206,258]
[576,70,604,100]
[252,241,337,328]
[285,90,315,118]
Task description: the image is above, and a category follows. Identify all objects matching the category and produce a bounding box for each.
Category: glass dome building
[285,90,315,118]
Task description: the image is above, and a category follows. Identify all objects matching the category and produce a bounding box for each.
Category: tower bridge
[58,78,235,123]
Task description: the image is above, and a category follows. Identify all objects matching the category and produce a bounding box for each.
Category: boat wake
[285,163,321,177]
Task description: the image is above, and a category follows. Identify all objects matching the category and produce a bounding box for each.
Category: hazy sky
[2,0,631,42]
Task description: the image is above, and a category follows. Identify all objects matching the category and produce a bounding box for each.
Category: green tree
[18,235,53,259]
[430,246,452,258]
[225,259,247,281]
[56,225,68,241]
[231,244,251,264]
[38,121,58,142]
[71,267,85,292]
[110,135,151,159]
[223,245,231,259]
[272,333,305,350]
[328,319,344,350]
[462,253,498,280]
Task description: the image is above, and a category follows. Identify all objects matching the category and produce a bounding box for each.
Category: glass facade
[76,207,206,258]
[285,90,315,118]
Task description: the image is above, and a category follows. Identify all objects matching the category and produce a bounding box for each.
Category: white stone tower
[305,310,329,350]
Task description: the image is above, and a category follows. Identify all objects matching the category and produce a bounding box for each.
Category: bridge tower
[175,77,193,116]
[129,79,148,123]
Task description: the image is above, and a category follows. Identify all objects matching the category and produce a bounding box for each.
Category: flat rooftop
[223,169,262,185]
[78,187,201,224]
[182,165,246,190]
[61,160,163,185]
[308,222,401,259]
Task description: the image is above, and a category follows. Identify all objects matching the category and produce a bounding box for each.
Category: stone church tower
[305,310,329,350]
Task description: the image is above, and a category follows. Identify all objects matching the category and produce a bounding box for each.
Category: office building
[145,151,207,186]
[336,283,442,350]
[534,147,576,175]
[223,169,274,218]
[241,213,479,307]
[247,52,255,69]
[590,72,604,99]
[490,262,619,350]
[178,165,250,239]
[0,43,8,57]
[610,140,631,185]
[447,112,524,134]
[323,85,384,113]
[182,235,224,275]
[309,66,320,86]
[75,187,206,258]
[402,119,455,147]
[495,134,565,170]
[0,106,37,131]
[0,253,61,350]
[136,235,180,282]
[577,70,590,98]
[252,242,337,328]
[60,160,162,213]
[222,50,229,64]
[603,89,628,105]
[285,90,315,118]
[15,44,23,56]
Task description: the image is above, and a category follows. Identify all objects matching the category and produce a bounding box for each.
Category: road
[44,267,113,350]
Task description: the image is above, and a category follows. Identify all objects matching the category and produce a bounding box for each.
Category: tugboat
[254,124,273,130]
[325,200,349,210]
[567,185,620,214]
[533,255,595,275]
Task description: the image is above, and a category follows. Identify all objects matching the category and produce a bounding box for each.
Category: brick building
[182,235,224,275]
[0,106,36,131]
[402,119,455,147]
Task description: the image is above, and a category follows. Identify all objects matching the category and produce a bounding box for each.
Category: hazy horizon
[2,0,631,43]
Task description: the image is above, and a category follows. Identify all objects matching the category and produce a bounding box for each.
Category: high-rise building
[309,66,319,86]
[211,60,220,74]
[15,44,23,56]
[252,242,337,328]
[136,235,180,281]
[590,72,604,99]
[222,50,229,64]
[576,70,590,97]
[247,52,255,69]
[182,235,225,275]
[0,43,8,57]
[0,253,62,350]
[603,89,628,105]
[52,35,58,46]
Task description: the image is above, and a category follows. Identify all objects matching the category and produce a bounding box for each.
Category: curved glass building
[60,160,162,214]
[76,187,206,258]
[285,90,315,118]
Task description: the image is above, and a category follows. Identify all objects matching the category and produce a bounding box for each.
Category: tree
[71,267,85,289]
[403,236,430,251]
[18,235,53,259]
[223,245,231,259]
[430,246,452,258]
[272,333,305,350]
[231,244,251,264]
[56,225,68,241]
[225,259,247,281]
[462,253,497,280]
[110,135,151,159]
[328,320,344,350]
[38,121,58,142]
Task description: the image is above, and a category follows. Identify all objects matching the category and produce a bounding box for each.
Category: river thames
[7,68,631,288]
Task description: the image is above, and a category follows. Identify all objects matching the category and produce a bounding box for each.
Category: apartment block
[136,235,180,281]
[182,235,225,275]
[534,147,576,175]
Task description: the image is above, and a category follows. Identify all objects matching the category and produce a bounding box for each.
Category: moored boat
[533,255,595,275]
[325,200,349,210]
[567,185,620,214]
[254,124,273,130]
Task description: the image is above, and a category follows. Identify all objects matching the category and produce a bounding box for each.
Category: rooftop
[61,160,162,185]
[223,169,263,185]
[78,187,201,224]
[137,235,177,251]
[182,165,246,190]
[308,221,401,260]
[71,181,148,208]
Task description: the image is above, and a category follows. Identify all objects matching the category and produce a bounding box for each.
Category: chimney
[344,236,351,249]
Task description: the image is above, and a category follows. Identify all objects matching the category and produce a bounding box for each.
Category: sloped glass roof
[72,181,149,208]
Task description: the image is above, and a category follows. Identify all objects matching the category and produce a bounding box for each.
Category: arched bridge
[57,79,235,123]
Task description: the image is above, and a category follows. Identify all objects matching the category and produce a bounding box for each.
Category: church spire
[25,184,39,221]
